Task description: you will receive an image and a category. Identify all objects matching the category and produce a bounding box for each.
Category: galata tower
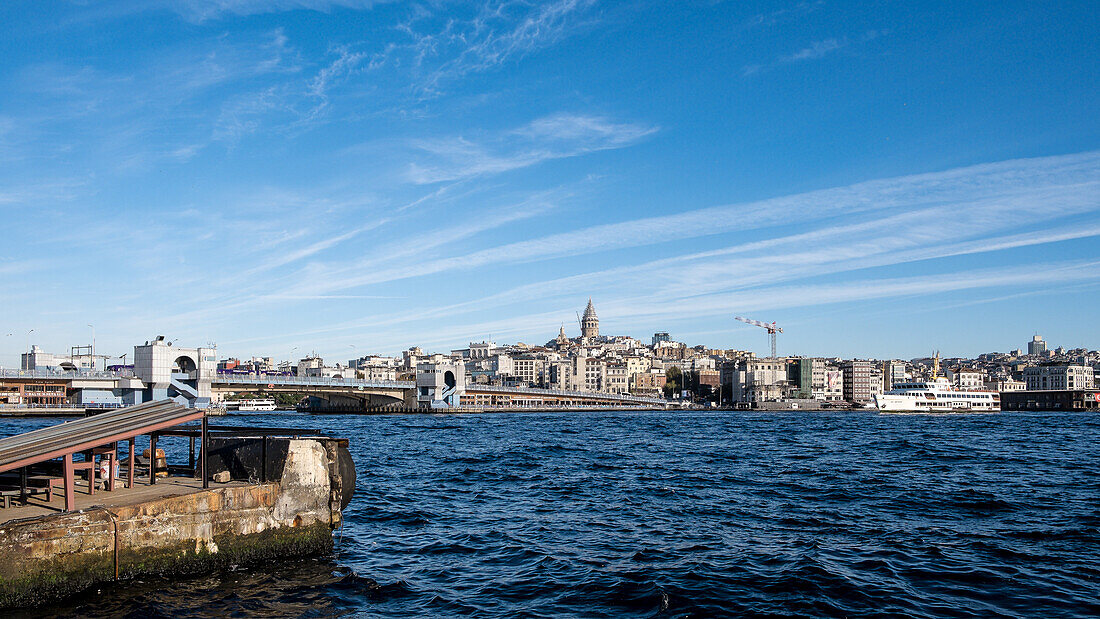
[581,298,599,339]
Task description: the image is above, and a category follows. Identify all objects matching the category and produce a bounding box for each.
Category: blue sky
[1,0,1098,365]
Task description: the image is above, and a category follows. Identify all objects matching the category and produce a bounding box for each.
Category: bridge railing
[0,368,123,380]
[466,384,669,405]
[213,375,415,389]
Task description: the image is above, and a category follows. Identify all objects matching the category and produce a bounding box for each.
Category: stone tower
[581,298,599,339]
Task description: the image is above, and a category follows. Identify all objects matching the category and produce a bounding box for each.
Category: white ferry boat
[875,377,1000,413]
[231,398,277,412]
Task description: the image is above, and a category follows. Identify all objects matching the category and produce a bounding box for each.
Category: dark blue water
[6,410,1100,617]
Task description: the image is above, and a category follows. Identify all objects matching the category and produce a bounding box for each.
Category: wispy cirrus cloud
[782,38,845,62]
[403,113,658,184]
[380,0,597,96]
[256,149,1100,309]
[169,0,387,23]
[744,29,885,76]
[214,258,1100,356]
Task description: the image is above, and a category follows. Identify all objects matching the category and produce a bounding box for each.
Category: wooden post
[149,433,157,485]
[108,442,117,491]
[127,437,135,489]
[260,435,267,484]
[87,451,96,495]
[201,415,208,489]
[63,454,75,512]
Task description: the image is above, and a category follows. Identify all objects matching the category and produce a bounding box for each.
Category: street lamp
[87,324,95,370]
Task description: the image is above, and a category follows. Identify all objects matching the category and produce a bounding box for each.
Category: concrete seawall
[0,438,351,609]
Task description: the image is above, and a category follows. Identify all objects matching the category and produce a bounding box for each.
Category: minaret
[581,298,599,339]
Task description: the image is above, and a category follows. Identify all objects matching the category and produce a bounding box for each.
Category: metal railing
[0,368,124,380]
[213,375,415,389]
[465,384,669,405]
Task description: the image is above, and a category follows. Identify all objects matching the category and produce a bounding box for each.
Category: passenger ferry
[230,398,277,412]
[874,355,999,413]
[874,378,1000,413]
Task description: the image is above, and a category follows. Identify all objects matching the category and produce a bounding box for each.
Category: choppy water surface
[8,410,1100,618]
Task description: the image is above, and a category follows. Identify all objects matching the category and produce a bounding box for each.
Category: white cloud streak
[404,113,658,184]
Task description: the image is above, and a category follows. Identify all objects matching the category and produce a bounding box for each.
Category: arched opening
[444,370,456,389]
[174,356,197,373]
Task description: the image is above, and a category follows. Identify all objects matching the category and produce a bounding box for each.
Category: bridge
[211,375,416,409]
[2,369,672,413]
[461,385,671,409]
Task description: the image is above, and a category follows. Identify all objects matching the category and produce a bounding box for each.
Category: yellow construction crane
[735,316,783,358]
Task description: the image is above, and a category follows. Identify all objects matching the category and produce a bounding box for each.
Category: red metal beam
[0,410,205,475]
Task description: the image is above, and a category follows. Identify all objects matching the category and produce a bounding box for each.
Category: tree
[663,366,682,398]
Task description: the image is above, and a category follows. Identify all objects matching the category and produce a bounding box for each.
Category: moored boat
[230,398,277,412]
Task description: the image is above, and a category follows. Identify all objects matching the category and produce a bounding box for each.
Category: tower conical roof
[582,298,597,320]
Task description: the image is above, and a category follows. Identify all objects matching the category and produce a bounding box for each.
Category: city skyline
[2,1,1098,365]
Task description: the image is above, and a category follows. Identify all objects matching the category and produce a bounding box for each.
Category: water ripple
[6,409,1099,617]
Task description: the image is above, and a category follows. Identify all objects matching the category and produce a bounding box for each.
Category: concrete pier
[0,438,353,609]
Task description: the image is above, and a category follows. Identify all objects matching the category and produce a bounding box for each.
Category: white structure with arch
[133,337,216,408]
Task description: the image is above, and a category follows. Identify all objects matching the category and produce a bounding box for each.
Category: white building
[21,345,98,371]
[416,361,466,408]
[133,337,217,408]
[729,358,788,403]
[1023,365,1094,390]
[948,367,985,390]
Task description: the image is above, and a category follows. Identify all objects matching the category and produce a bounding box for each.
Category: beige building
[632,369,666,396]
[606,363,629,394]
[1023,365,1094,390]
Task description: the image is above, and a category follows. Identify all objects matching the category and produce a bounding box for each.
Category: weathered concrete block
[0,438,352,610]
[212,471,231,483]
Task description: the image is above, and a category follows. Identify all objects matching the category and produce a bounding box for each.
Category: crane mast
[734,316,783,358]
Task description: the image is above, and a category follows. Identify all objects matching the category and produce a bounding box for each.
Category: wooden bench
[0,483,52,509]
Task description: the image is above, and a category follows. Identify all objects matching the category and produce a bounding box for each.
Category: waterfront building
[1001,389,1100,411]
[821,365,844,401]
[787,358,814,399]
[416,361,465,407]
[988,377,1026,392]
[21,345,98,372]
[133,338,217,408]
[840,360,874,404]
[729,358,789,403]
[1023,364,1095,391]
[882,360,907,390]
[0,377,68,406]
[869,367,884,400]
